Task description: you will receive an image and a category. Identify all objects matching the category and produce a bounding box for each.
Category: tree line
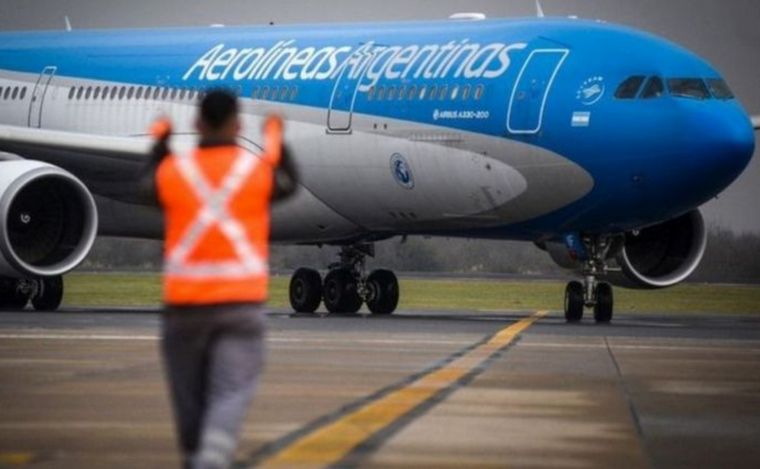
[80,226,760,284]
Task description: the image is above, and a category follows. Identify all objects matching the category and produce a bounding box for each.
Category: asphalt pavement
[1,308,759,468]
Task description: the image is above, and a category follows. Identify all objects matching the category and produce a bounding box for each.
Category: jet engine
[545,210,707,289]
[609,210,707,289]
[0,160,98,278]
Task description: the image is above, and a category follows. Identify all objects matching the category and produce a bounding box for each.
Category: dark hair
[200,89,239,131]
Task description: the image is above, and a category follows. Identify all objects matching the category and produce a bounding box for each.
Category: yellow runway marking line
[259,310,548,468]
[0,452,34,465]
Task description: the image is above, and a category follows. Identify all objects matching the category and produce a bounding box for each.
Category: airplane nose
[692,108,755,193]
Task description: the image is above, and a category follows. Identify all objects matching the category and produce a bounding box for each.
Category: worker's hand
[149,117,173,165]
[150,117,173,142]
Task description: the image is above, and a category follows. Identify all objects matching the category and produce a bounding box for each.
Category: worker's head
[197,89,241,140]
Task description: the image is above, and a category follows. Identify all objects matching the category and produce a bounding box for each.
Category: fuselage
[0,17,754,244]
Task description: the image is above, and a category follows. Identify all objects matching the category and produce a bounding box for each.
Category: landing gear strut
[288,244,399,315]
[564,235,615,323]
[0,276,64,311]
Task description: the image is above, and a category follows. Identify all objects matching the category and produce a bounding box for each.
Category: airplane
[0,12,757,322]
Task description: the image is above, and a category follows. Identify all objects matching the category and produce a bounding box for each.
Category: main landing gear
[0,276,64,311]
[289,244,399,315]
[563,235,615,323]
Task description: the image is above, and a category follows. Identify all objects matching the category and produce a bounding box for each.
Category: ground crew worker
[142,90,297,469]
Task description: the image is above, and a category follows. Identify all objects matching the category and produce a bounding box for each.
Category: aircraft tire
[0,277,29,310]
[593,282,614,323]
[564,281,584,322]
[31,276,63,312]
[323,269,362,314]
[289,268,323,313]
[366,269,399,315]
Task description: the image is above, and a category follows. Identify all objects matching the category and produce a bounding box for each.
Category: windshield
[641,77,665,99]
[668,78,711,100]
[706,79,735,100]
[615,76,646,99]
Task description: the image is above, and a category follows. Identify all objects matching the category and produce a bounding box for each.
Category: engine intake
[0,160,98,278]
[611,210,707,289]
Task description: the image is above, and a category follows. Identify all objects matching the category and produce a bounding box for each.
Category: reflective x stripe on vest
[165,148,267,280]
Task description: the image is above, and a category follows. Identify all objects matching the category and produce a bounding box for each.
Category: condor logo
[390,153,414,190]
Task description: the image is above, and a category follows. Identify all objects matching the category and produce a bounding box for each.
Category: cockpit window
[640,76,665,99]
[615,76,646,99]
[668,78,711,100]
[706,78,735,100]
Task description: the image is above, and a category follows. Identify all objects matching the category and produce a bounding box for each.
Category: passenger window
[68,87,75,99]
[462,84,472,100]
[3,87,9,100]
[152,87,160,100]
[170,88,178,99]
[111,87,119,100]
[252,87,260,99]
[289,86,298,101]
[706,79,734,100]
[93,87,101,99]
[85,87,92,99]
[261,86,270,100]
[428,85,437,100]
[438,85,448,100]
[474,85,484,100]
[0,87,3,99]
[640,77,665,99]
[668,78,710,100]
[387,86,397,100]
[279,86,288,100]
[407,85,417,100]
[376,86,385,100]
[20,87,27,100]
[615,76,646,99]
[11,87,19,100]
[102,86,109,99]
[135,87,143,100]
[451,86,459,100]
[397,86,406,100]
[127,87,135,99]
[118,87,127,100]
[418,85,427,100]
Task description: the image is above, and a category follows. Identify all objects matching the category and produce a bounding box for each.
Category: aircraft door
[27,66,57,128]
[327,47,375,133]
[507,49,568,135]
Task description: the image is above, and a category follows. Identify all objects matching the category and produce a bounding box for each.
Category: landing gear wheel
[31,277,63,312]
[593,282,614,323]
[323,269,362,314]
[366,269,399,315]
[564,281,584,322]
[289,268,322,313]
[0,278,29,310]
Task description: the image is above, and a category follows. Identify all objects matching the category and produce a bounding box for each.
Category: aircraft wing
[0,124,154,202]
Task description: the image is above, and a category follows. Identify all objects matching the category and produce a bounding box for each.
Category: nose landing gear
[563,235,615,323]
[288,244,400,316]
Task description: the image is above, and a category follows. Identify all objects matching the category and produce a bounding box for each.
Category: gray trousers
[161,303,266,469]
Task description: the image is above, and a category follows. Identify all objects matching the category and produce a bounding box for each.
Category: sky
[1,0,758,232]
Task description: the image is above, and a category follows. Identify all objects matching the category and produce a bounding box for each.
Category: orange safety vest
[156,117,282,306]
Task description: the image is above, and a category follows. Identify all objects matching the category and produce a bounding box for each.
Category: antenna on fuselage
[535,0,545,18]
[64,16,72,32]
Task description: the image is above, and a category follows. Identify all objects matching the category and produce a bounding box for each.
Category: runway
[1,309,760,468]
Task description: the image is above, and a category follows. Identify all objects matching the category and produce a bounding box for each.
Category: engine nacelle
[545,210,707,290]
[609,210,707,289]
[0,160,98,278]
